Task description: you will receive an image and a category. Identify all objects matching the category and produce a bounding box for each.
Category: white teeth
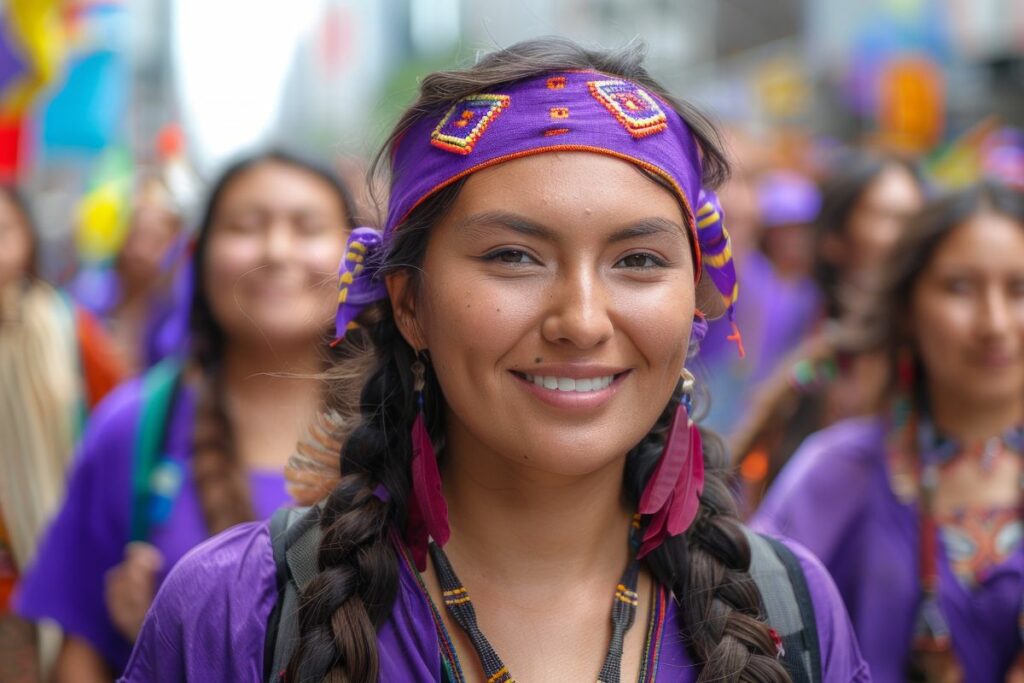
[523,374,616,392]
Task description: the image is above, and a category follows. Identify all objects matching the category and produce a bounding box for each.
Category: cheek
[202,236,262,309]
[420,271,528,360]
[613,283,693,372]
[912,298,975,370]
[297,234,347,283]
[204,235,263,282]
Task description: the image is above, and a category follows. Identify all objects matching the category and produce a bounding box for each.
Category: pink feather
[409,413,450,558]
[636,405,705,559]
[666,425,704,536]
[638,405,692,514]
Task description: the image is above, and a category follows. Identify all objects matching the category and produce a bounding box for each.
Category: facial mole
[534,357,543,364]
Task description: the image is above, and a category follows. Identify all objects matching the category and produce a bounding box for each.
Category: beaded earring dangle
[405,356,450,571]
[637,368,705,558]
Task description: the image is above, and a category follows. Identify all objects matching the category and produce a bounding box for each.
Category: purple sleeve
[751,418,885,566]
[15,380,143,671]
[120,521,278,682]
[783,538,871,681]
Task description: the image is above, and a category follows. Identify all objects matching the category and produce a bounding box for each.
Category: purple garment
[69,236,193,369]
[701,251,821,434]
[15,379,291,674]
[121,520,867,681]
[753,416,1024,682]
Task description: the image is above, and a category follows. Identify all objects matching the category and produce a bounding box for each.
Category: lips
[520,373,615,393]
[509,366,630,410]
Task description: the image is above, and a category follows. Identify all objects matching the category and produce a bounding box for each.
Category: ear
[386,270,427,351]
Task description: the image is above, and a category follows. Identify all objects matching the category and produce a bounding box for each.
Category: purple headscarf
[331,70,740,351]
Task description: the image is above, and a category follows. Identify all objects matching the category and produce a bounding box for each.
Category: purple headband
[332,70,740,353]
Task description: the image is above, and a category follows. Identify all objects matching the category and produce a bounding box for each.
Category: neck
[221,337,323,402]
[441,448,633,587]
[218,337,324,469]
[116,269,156,307]
[928,386,1024,444]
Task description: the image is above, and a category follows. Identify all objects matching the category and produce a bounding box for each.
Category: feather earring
[637,368,705,559]
[405,357,450,571]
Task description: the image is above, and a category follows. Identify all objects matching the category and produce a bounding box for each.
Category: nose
[264,218,294,264]
[540,266,614,349]
[978,285,1014,338]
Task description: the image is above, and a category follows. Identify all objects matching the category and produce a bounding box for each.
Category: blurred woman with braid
[124,39,867,682]
[0,184,124,683]
[755,180,1024,681]
[15,151,355,680]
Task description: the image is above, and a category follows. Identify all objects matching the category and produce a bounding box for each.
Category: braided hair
[189,150,357,534]
[288,39,790,682]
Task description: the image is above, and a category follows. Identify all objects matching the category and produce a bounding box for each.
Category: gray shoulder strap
[265,506,321,682]
[742,527,822,683]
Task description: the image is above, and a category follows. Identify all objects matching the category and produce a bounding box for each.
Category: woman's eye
[942,278,973,295]
[295,219,328,236]
[485,249,535,264]
[226,216,263,234]
[616,253,663,269]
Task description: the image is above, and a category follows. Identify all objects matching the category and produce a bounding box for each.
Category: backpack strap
[742,528,823,683]
[129,356,183,542]
[264,505,322,682]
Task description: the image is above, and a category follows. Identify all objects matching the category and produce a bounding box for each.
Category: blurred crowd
[1,4,1024,682]
[3,112,1023,683]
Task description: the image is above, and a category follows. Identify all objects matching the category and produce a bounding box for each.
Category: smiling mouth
[512,372,625,393]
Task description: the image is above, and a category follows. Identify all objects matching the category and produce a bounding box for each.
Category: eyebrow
[457,210,686,244]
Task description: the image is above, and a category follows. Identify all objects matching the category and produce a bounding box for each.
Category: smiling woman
[15,151,355,680]
[755,181,1024,682]
[121,38,868,683]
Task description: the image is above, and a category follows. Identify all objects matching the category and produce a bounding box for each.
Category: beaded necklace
[901,414,1024,660]
[405,522,663,683]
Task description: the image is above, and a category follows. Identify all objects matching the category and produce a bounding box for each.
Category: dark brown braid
[188,150,357,534]
[288,38,789,682]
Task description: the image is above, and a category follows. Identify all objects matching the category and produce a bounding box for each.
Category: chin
[962,381,1024,408]
[502,437,633,478]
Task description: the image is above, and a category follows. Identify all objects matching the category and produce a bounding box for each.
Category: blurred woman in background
[0,185,124,682]
[755,180,1024,681]
[731,150,926,511]
[70,176,188,374]
[15,151,355,680]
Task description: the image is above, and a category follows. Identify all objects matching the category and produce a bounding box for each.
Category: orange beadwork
[587,79,668,139]
[549,107,569,119]
[430,94,511,155]
[543,128,570,137]
[546,76,566,89]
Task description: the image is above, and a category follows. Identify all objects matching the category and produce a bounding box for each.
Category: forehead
[218,162,341,210]
[928,211,1024,269]
[447,152,688,229]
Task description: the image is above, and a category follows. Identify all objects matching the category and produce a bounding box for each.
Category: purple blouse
[754,416,1024,682]
[120,519,868,681]
[15,379,291,674]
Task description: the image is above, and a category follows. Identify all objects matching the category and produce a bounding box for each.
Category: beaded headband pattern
[331,70,740,351]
